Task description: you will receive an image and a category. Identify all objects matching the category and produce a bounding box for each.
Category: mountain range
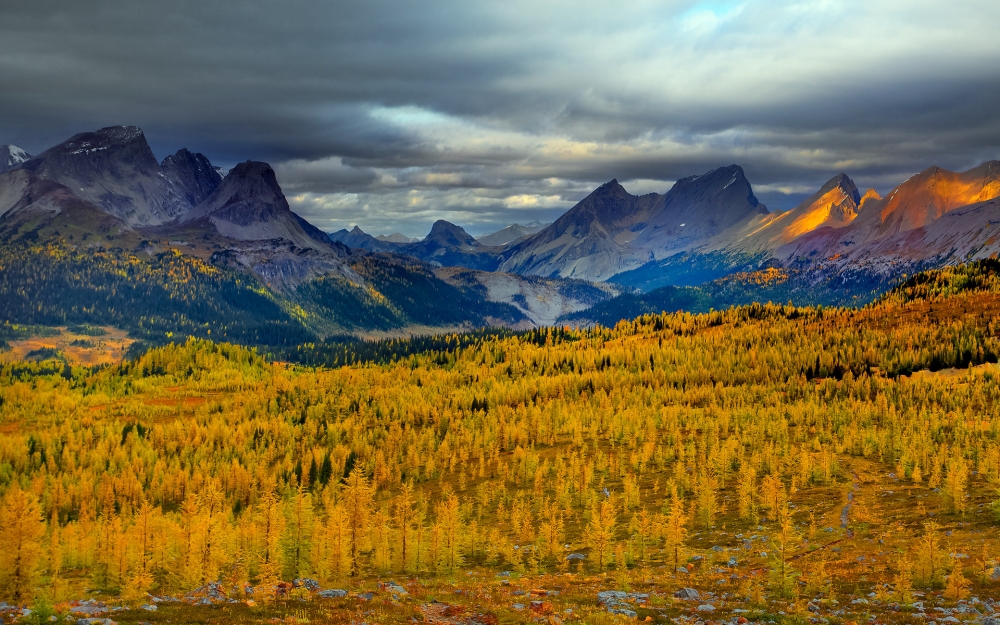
[2,123,999,345]
[0,125,622,344]
[327,220,550,269]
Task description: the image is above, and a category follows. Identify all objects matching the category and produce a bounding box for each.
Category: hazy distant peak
[476,221,550,246]
[377,232,416,243]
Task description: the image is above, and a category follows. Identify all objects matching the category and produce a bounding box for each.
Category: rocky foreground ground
[2,571,1000,625]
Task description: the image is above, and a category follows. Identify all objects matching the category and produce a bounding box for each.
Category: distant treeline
[271,326,583,368]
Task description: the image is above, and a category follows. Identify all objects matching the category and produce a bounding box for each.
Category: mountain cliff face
[707,173,864,256]
[0,167,136,244]
[415,220,481,251]
[182,160,330,250]
[610,161,1000,296]
[497,179,658,281]
[18,126,218,226]
[773,173,861,242]
[160,148,223,208]
[500,165,767,281]
[0,145,32,173]
[872,162,1000,236]
[630,165,769,252]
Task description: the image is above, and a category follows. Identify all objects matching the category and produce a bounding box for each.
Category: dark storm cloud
[2,0,1000,235]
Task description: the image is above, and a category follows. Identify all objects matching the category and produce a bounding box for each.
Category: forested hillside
[0,243,313,347]
[0,241,527,348]
[2,262,1000,623]
[561,267,896,327]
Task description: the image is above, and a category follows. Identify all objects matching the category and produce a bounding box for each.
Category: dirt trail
[787,475,860,563]
[840,484,855,528]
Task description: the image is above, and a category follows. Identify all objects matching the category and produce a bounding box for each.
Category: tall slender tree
[0,485,46,603]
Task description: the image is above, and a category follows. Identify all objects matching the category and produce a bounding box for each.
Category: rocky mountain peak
[224,160,284,194]
[426,220,480,248]
[44,125,156,167]
[181,159,332,250]
[817,173,862,205]
[671,164,765,212]
[0,144,33,173]
[876,161,1000,234]
[591,178,632,200]
[160,148,222,207]
[17,125,195,224]
[859,188,882,210]
[189,161,288,227]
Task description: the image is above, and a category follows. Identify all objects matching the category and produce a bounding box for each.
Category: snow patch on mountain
[0,144,33,173]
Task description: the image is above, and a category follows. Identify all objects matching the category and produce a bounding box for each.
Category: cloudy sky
[2,0,1000,237]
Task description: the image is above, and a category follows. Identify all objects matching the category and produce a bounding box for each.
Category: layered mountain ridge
[4,122,1000,339]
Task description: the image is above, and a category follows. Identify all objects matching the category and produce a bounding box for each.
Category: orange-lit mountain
[874,162,1000,235]
[706,173,866,256]
[609,161,1000,293]
[774,161,1000,269]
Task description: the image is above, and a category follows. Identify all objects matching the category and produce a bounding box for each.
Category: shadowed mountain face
[500,165,768,281]
[160,148,223,208]
[0,167,129,240]
[421,220,481,250]
[18,126,223,226]
[182,160,328,248]
[631,164,769,251]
